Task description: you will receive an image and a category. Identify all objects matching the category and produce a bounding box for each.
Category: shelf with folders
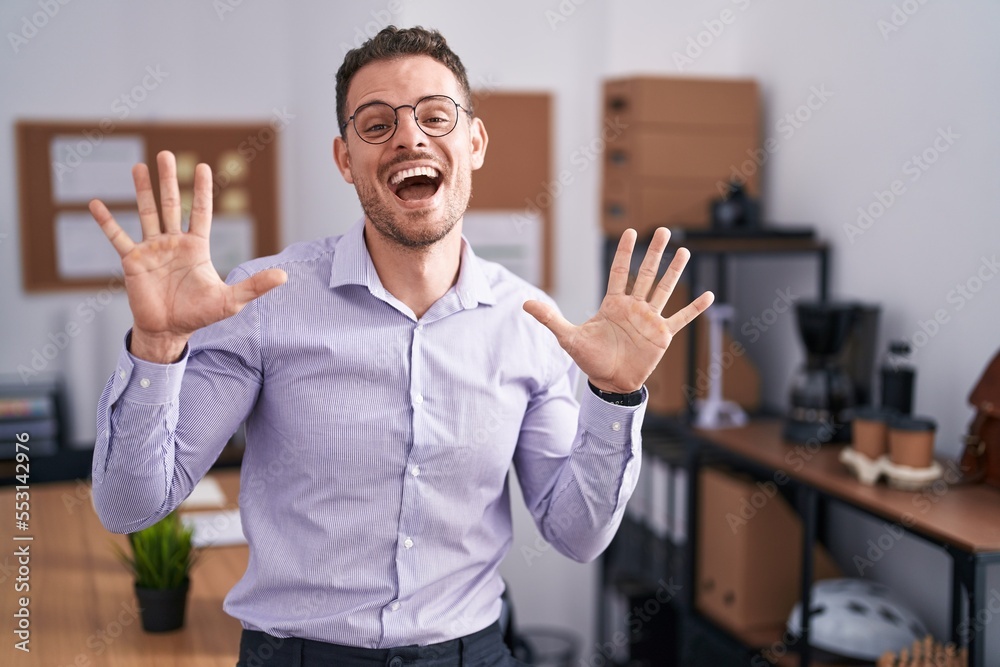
[598,425,695,666]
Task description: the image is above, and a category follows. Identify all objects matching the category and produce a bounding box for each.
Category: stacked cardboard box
[696,467,841,633]
[601,76,760,238]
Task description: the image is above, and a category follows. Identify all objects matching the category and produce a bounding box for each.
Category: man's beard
[355,152,471,250]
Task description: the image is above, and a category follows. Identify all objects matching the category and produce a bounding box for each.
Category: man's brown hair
[336,26,473,139]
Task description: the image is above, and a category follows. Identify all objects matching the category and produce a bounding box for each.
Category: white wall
[3,0,999,662]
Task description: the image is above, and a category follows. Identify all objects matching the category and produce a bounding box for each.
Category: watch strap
[588,381,643,407]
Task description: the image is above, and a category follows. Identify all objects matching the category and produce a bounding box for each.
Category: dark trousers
[236,621,528,667]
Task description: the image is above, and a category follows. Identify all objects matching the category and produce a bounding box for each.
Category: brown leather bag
[960,348,1000,487]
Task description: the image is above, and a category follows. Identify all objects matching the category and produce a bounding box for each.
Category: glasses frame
[340,94,471,145]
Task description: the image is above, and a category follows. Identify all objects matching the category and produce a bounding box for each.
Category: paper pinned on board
[50,135,145,204]
[55,210,141,279]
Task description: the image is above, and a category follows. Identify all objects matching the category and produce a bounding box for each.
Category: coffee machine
[784,302,879,443]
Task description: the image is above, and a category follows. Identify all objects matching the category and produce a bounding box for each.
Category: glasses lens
[414,96,459,137]
[353,103,397,143]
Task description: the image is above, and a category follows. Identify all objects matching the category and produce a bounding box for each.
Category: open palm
[524,227,714,394]
[89,151,286,362]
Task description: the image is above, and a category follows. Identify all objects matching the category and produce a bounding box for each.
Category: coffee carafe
[784,302,879,444]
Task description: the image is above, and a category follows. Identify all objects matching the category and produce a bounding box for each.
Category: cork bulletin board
[465,92,553,292]
[16,121,281,292]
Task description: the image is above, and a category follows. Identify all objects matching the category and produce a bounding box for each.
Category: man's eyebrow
[355,97,392,108]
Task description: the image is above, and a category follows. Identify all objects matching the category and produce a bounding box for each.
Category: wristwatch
[588,381,644,407]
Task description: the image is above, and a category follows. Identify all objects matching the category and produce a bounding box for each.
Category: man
[89,26,712,667]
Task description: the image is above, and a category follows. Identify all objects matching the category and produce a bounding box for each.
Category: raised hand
[523,227,713,394]
[89,151,287,363]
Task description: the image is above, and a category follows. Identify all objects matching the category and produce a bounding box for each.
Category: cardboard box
[606,130,760,181]
[696,467,841,633]
[604,76,759,129]
[603,177,738,235]
[600,76,761,237]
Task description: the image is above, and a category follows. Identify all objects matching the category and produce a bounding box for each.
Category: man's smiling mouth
[388,165,442,202]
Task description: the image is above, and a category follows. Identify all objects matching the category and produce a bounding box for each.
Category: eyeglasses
[340,95,470,145]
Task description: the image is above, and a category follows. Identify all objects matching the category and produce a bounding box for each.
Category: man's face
[334,55,488,249]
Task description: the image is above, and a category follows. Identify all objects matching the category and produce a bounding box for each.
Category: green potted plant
[113,511,199,632]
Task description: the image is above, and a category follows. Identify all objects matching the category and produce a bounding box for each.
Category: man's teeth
[389,166,440,186]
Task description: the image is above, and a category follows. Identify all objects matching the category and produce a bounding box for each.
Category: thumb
[523,299,575,346]
[231,268,288,308]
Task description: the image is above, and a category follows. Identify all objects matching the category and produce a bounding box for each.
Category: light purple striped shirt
[92,218,645,648]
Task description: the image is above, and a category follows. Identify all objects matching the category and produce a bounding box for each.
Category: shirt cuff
[577,383,647,447]
[113,330,189,405]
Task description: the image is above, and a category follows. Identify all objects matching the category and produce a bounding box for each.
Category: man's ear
[469,117,488,171]
[333,135,354,184]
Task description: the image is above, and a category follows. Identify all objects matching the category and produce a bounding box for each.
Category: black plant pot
[135,579,190,632]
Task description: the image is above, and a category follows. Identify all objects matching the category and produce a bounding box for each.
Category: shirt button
[139,378,151,389]
[118,369,126,380]
[611,421,622,432]
[411,466,420,477]
[403,537,414,549]
[390,601,400,612]
[414,394,423,405]
[415,325,423,333]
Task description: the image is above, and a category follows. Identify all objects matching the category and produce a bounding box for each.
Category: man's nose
[393,107,428,149]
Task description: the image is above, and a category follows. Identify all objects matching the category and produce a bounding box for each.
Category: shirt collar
[329,218,496,309]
